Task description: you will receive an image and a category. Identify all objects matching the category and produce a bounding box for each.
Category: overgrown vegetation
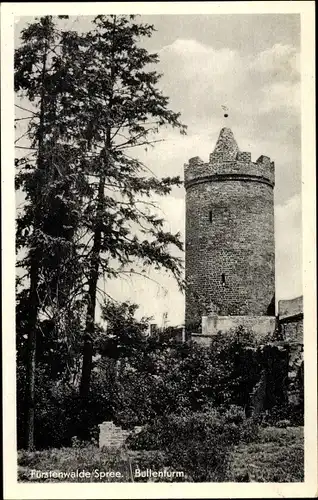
[18,426,303,482]
[17,324,270,449]
[17,311,303,452]
[127,406,259,481]
[228,426,304,482]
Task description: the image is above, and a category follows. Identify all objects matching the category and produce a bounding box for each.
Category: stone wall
[287,343,303,406]
[98,421,142,449]
[278,296,303,319]
[278,296,303,343]
[184,156,275,187]
[191,315,276,346]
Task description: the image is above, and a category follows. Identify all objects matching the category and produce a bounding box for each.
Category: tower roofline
[184,129,275,189]
[184,154,275,189]
[212,127,239,161]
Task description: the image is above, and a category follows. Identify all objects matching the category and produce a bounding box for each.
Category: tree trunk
[79,130,112,398]
[25,42,47,450]
[80,18,116,399]
[79,174,105,399]
[25,259,39,450]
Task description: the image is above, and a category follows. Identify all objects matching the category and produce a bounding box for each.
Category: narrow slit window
[221,273,226,286]
[209,210,212,222]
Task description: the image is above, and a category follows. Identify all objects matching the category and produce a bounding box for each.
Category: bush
[163,413,237,481]
[261,402,304,427]
[110,328,266,430]
[128,408,259,482]
[208,404,259,444]
[17,364,114,449]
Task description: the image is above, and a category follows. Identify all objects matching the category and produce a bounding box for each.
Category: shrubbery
[17,365,113,449]
[17,323,303,451]
[112,327,265,429]
[127,406,259,482]
[261,402,304,427]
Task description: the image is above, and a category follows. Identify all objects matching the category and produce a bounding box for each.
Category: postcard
[1,1,316,498]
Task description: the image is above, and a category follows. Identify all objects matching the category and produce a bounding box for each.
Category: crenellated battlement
[184,128,275,188]
[184,150,275,188]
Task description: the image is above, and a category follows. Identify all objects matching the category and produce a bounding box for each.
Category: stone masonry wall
[184,156,275,187]
[98,421,142,449]
[278,296,303,343]
[278,296,303,319]
[277,296,304,406]
[198,315,276,341]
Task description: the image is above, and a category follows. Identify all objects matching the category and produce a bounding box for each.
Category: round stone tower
[184,127,275,331]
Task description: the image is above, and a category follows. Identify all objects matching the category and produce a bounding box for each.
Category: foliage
[17,426,303,483]
[15,15,87,313]
[56,14,187,396]
[127,405,258,450]
[127,408,259,481]
[17,322,263,449]
[17,363,113,449]
[96,300,150,360]
[104,327,265,428]
[207,327,263,407]
[17,315,301,451]
[261,402,304,427]
[15,15,92,448]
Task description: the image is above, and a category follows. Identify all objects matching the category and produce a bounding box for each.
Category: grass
[18,446,131,482]
[18,426,304,483]
[18,447,166,482]
[227,426,304,482]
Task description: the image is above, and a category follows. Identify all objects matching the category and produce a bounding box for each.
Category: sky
[15,14,302,327]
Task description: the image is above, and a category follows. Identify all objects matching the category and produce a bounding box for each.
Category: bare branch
[15,104,38,115]
[15,130,30,144]
[15,116,36,122]
[116,139,164,151]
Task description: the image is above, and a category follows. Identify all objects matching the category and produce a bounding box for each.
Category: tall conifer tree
[15,14,186,447]
[56,15,186,398]
[15,15,88,449]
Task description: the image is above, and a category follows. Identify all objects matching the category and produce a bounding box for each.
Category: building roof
[213,127,240,161]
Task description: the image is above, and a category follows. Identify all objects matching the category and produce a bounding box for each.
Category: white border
[2,2,316,498]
